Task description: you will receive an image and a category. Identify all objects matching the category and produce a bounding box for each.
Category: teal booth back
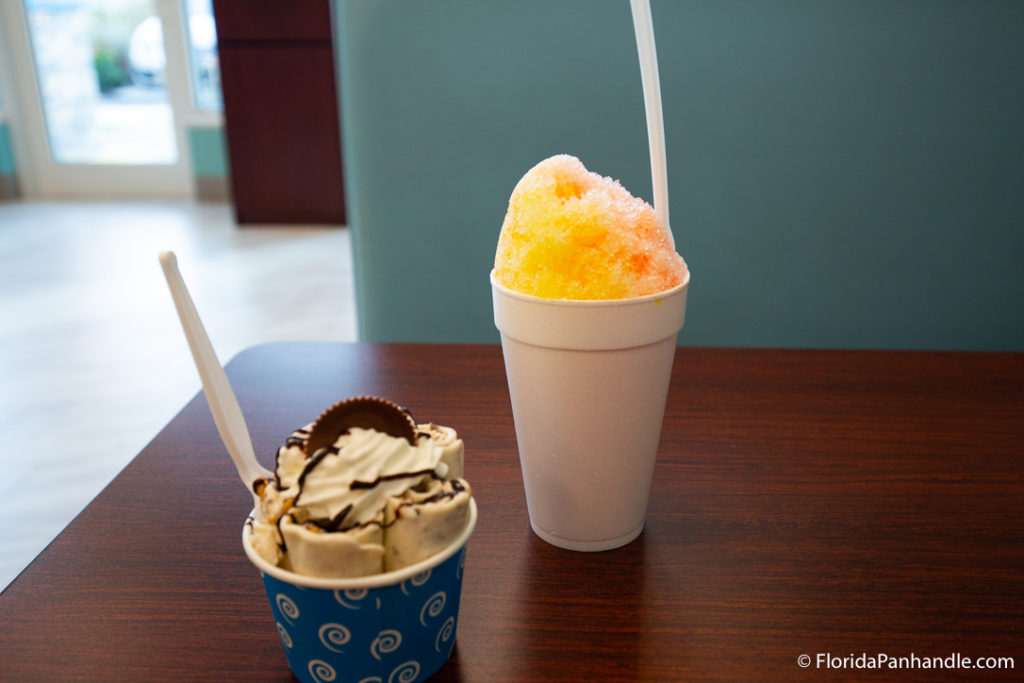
[333,0,1024,350]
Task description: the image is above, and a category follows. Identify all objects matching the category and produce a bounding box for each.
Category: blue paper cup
[243,499,477,683]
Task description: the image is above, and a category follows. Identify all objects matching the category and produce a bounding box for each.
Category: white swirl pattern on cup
[308,659,337,682]
[370,629,402,660]
[333,588,369,610]
[419,591,446,627]
[276,622,292,649]
[434,616,455,653]
[388,661,420,683]
[275,593,299,624]
[318,622,351,653]
[400,569,431,595]
[356,678,382,683]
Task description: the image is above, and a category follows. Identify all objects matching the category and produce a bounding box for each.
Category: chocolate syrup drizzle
[322,503,354,532]
[290,474,468,534]
[349,468,438,490]
[260,423,466,556]
[272,427,310,489]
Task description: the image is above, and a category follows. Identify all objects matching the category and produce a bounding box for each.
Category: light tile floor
[0,200,356,590]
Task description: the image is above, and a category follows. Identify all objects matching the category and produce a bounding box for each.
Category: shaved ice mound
[494,154,687,300]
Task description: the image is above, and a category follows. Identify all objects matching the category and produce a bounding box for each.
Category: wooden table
[2,343,1021,681]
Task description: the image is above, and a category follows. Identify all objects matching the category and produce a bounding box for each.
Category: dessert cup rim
[243,498,477,589]
[489,268,689,305]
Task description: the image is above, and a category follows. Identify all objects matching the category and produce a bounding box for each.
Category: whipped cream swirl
[296,427,446,530]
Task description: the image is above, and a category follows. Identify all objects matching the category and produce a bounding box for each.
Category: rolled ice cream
[247,397,472,578]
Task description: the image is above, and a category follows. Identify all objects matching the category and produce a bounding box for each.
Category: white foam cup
[491,269,689,551]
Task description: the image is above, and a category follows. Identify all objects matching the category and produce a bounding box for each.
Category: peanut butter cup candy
[305,396,418,455]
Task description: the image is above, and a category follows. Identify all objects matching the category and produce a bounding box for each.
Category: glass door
[1,0,192,197]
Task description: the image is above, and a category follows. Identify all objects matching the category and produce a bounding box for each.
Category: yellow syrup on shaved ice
[494,155,687,300]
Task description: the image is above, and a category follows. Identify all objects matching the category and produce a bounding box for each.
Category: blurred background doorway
[0,0,218,197]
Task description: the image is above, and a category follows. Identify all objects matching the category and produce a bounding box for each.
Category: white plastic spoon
[630,0,675,251]
[159,251,272,503]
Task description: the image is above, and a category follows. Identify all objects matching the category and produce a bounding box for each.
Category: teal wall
[0,122,15,175]
[0,120,18,199]
[335,0,1024,351]
[187,125,229,201]
[187,126,228,177]
[0,120,226,198]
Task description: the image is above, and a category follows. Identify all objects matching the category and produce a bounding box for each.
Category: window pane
[24,0,177,165]
[183,0,221,111]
